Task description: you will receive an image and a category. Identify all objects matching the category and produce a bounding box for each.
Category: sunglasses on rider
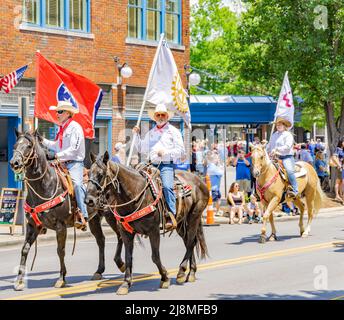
[155,113,167,117]
[57,110,65,114]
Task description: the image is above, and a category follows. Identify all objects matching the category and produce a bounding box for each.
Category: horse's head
[10,129,43,174]
[85,151,111,208]
[250,142,270,178]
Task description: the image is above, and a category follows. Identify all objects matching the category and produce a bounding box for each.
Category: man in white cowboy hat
[132,103,185,230]
[266,116,298,198]
[42,100,88,230]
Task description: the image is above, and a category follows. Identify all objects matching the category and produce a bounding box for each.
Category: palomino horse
[9,130,124,290]
[85,151,209,295]
[250,145,324,243]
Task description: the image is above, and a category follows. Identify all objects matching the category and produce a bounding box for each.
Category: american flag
[0,65,28,94]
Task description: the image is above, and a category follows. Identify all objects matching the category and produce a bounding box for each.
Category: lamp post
[112,57,132,163]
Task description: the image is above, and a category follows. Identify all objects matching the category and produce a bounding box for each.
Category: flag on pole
[0,65,28,93]
[145,38,191,128]
[275,72,295,128]
[35,52,103,139]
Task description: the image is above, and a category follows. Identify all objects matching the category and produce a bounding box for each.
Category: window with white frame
[23,0,90,32]
[128,0,181,44]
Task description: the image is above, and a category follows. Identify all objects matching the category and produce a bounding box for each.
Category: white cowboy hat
[49,101,79,114]
[114,142,126,151]
[148,104,174,122]
[274,117,292,128]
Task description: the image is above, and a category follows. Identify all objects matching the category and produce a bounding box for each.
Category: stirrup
[165,212,177,231]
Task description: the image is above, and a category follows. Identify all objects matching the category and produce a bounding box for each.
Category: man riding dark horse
[132,103,185,230]
[43,100,88,230]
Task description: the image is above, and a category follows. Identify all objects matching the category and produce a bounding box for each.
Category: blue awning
[190,95,277,124]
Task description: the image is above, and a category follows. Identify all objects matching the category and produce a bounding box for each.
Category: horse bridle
[88,160,159,210]
[13,134,49,181]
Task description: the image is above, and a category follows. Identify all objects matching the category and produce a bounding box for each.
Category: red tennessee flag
[35,52,103,139]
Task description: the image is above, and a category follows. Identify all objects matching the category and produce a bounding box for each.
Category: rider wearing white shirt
[266,117,298,198]
[42,101,88,230]
[133,104,185,230]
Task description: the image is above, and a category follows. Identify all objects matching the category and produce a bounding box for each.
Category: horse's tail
[195,219,209,260]
[314,177,325,215]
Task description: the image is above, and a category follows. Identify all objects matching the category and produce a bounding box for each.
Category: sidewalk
[1,206,344,248]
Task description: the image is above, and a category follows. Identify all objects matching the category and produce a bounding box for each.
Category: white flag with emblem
[275,71,295,128]
[145,39,191,128]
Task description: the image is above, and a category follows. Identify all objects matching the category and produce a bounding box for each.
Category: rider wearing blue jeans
[267,117,298,198]
[133,103,185,230]
[43,101,88,230]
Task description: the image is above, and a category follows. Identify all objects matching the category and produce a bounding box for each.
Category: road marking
[4,241,335,300]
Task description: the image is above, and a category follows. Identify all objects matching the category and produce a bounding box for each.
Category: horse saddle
[274,160,307,182]
[50,161,74,197]
[174,178,192,199]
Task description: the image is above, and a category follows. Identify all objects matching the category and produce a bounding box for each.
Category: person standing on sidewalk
[43,101,88,230]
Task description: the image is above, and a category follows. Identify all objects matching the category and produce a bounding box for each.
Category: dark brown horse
[9,130,124,290]
[85,151,209,295]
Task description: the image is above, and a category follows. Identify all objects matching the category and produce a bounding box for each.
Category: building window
[23,0,40,24]
[45,0,64,28]
[165,0,180,43]
[128,0,142,38]
[69,0,87,31]
[22,0,90,32]
[127,0,181,44]
[146,0,161,41]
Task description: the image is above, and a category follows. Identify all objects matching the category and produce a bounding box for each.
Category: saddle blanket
[279,162,307,181]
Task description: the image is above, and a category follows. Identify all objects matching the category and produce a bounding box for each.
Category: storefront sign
[0,188,23,235]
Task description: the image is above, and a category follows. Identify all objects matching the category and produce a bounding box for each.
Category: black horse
[9,130,124,290]
[85,151,209,295]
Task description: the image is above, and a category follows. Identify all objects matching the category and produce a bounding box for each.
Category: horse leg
[88,214,105,280]
[187,252,197,283]
[302,197,314,237]
[268,214,278,241]
[294,198,305,236]
[148,230,170,289]
[104,213,125,272]
[260,196,280,244]
[55,222,67,288]
[177,235,197,284]
[116,231,135,295]
[14,223,39,291]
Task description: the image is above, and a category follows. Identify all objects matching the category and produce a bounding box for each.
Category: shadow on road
[228,234,300,245]
[209,290,344,300]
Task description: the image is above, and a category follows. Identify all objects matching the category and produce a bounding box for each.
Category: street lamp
[114,56,133,84]
[184,64,201,95]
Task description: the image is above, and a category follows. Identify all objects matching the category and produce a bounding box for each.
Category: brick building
[0,0,190,189]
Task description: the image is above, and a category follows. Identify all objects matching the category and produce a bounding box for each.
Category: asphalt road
[1,213,344,300]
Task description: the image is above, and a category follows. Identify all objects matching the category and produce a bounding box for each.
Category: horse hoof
[54,279,66,288]
[14,281,25,291]
[187,274,196,283]
[259,236,266,244]
[116,285,129,295]
[176,275,186,285]
[160,279,170,289]
[268,234,277,241]
[119,263,126,273]
[91,273,102,281]
[301,233,309,238]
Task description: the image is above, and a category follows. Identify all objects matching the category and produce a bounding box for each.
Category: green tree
[238,0,344,152]
[190,0,242,94]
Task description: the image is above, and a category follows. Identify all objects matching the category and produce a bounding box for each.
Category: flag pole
[126,33,165,166]
[269,71,288,141]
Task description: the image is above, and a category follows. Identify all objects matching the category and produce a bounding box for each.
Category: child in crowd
[246,195,262,223]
